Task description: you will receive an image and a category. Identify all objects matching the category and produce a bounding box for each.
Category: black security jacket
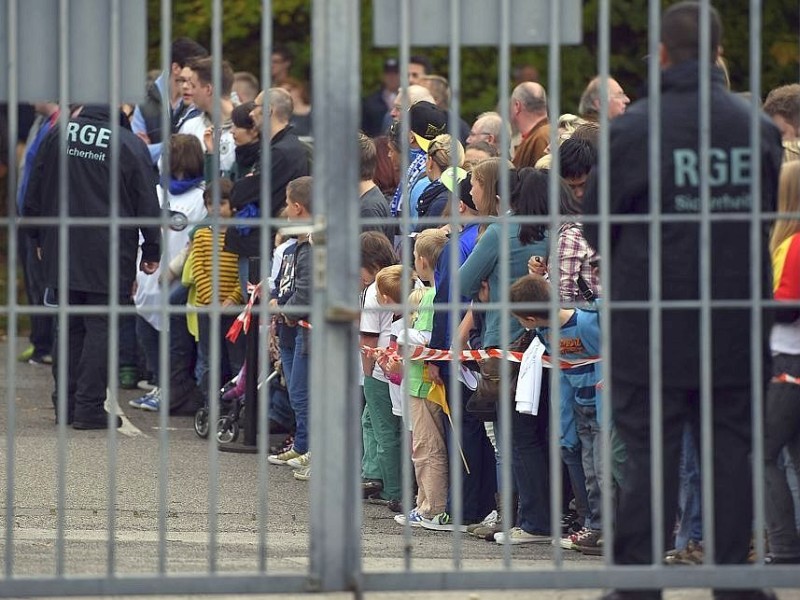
[23,105,161,297]
[584,61,783,389]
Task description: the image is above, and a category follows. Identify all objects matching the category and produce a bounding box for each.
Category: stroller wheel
[194,407,209,438]
[216,417,239,444]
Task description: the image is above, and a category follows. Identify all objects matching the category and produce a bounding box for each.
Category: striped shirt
[190,226,243,306]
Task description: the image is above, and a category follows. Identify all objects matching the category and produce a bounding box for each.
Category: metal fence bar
[546,0,564,569]
[698,0,716,567]
[748,0,766,566]
[3,0,18,580]
[105,0,122,577]
[156,0,172,575]
[646,0,665,569]
[309,0,361,591]
[55,0,71,576]
[256,0,275,573]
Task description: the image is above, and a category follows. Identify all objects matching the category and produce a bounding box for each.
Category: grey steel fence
[1,0,798,596]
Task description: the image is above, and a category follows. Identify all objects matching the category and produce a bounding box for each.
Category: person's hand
[478,280,490,303]
[268,298,278,309]
[140,260,159,274]
[380,355,403,375]
[222,298,236,308]
[528,255,548,276]
[203,126,215,153]
[135,131,151,145]
[428,363,444,385]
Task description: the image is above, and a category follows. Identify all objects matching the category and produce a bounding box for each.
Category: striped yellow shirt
[189,227,243,306]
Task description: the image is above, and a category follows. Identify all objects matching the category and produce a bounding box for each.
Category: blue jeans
[135,316,160,383]
[676,423,703,549]
[575,403,603,530]
[561,445,589,523]
[279,325,310,454]
[511,379,550,535]
[442,369,496,522]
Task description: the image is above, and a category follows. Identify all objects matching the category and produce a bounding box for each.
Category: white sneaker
[293,466,311,481]
[286,451,310,470]
[494,527,551,545]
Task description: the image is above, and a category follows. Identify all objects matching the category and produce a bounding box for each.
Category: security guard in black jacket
[584,3,782,599]
[23,105,161,429]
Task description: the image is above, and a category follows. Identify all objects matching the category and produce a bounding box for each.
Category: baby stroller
[194,363,281,444]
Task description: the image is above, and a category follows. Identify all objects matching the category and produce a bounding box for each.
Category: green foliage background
[149,0,799,122]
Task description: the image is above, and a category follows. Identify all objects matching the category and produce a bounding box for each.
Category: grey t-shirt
[360,185,395,241]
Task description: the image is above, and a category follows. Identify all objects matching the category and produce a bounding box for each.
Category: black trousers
[612,382,754,566]
[51,290,110,423]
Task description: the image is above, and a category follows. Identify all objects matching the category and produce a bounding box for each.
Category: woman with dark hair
[206,101,260,182]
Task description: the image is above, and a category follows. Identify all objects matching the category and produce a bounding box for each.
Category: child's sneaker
[268,447,302,466]
[494,527,550,545]
[559,525,591,550]
[420,512,470,533]
[467,509,499,536]
[293,466,311,481]
[128,388,160,411]
[561,509,582,535]
[574,528,603,555]
[269,434,294,455]
[286,451,310,470]
[394,508,424,528]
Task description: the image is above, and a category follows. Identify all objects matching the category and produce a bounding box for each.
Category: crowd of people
[5,1,800,599]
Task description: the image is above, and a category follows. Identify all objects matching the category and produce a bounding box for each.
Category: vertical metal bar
[646,0,664,568]
[447,0,464,569]
[55,0,71,577]
[309,0,361,591]
[597,0,615,569]
[397,0,414,574]
[206,0,223,574]
[106,0,122,577]
[546,0,564,568]
[157,0,172,575]
[4,0,18,579]
[698,0,716,566]
[256,0,273,575]
[748,0,766,565]
[496,0,513,570]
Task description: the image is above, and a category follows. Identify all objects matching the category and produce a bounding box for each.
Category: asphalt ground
[1,335,798,599]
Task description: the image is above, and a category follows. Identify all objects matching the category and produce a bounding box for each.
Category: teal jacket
[459,221,548,348]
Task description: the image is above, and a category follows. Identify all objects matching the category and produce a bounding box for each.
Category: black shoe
[386,499,402,513]
[599,592,661,600]
[714,591,778,600]
[362,479,383,497]
[72,416,123,430]
[765,553,800,564]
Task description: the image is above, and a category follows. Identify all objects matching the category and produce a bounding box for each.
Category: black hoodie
[583,61,783,389]
[23,105,161,297]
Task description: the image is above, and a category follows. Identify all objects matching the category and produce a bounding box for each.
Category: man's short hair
[287,175,313,211]
[764,84,800,132]
[189,57,235,97]
[509,274,551,319]
[359,132,377,181]
[661,1,722,65]
[560,138,598,180]
[422,75,450,106]
[570,122,600,149]
[268,87,294,122]
[512,82,547,115]
[578,77,601,119]
[409,54,432,74]
[234,71,260,98]
[171,37,208,68]
[414,228,448,266]
[475,111,504,140]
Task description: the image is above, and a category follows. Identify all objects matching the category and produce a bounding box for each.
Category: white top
[134,185,207,331]
[360,281,393,383]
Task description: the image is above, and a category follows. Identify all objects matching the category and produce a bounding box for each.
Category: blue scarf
[390,148,427,217]
[235,202,260,236]
[168,176,204,196]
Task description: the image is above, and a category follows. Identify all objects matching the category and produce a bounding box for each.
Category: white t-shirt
[134,185,207,331]
[360,281,393,383]
[177,114,236,174]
